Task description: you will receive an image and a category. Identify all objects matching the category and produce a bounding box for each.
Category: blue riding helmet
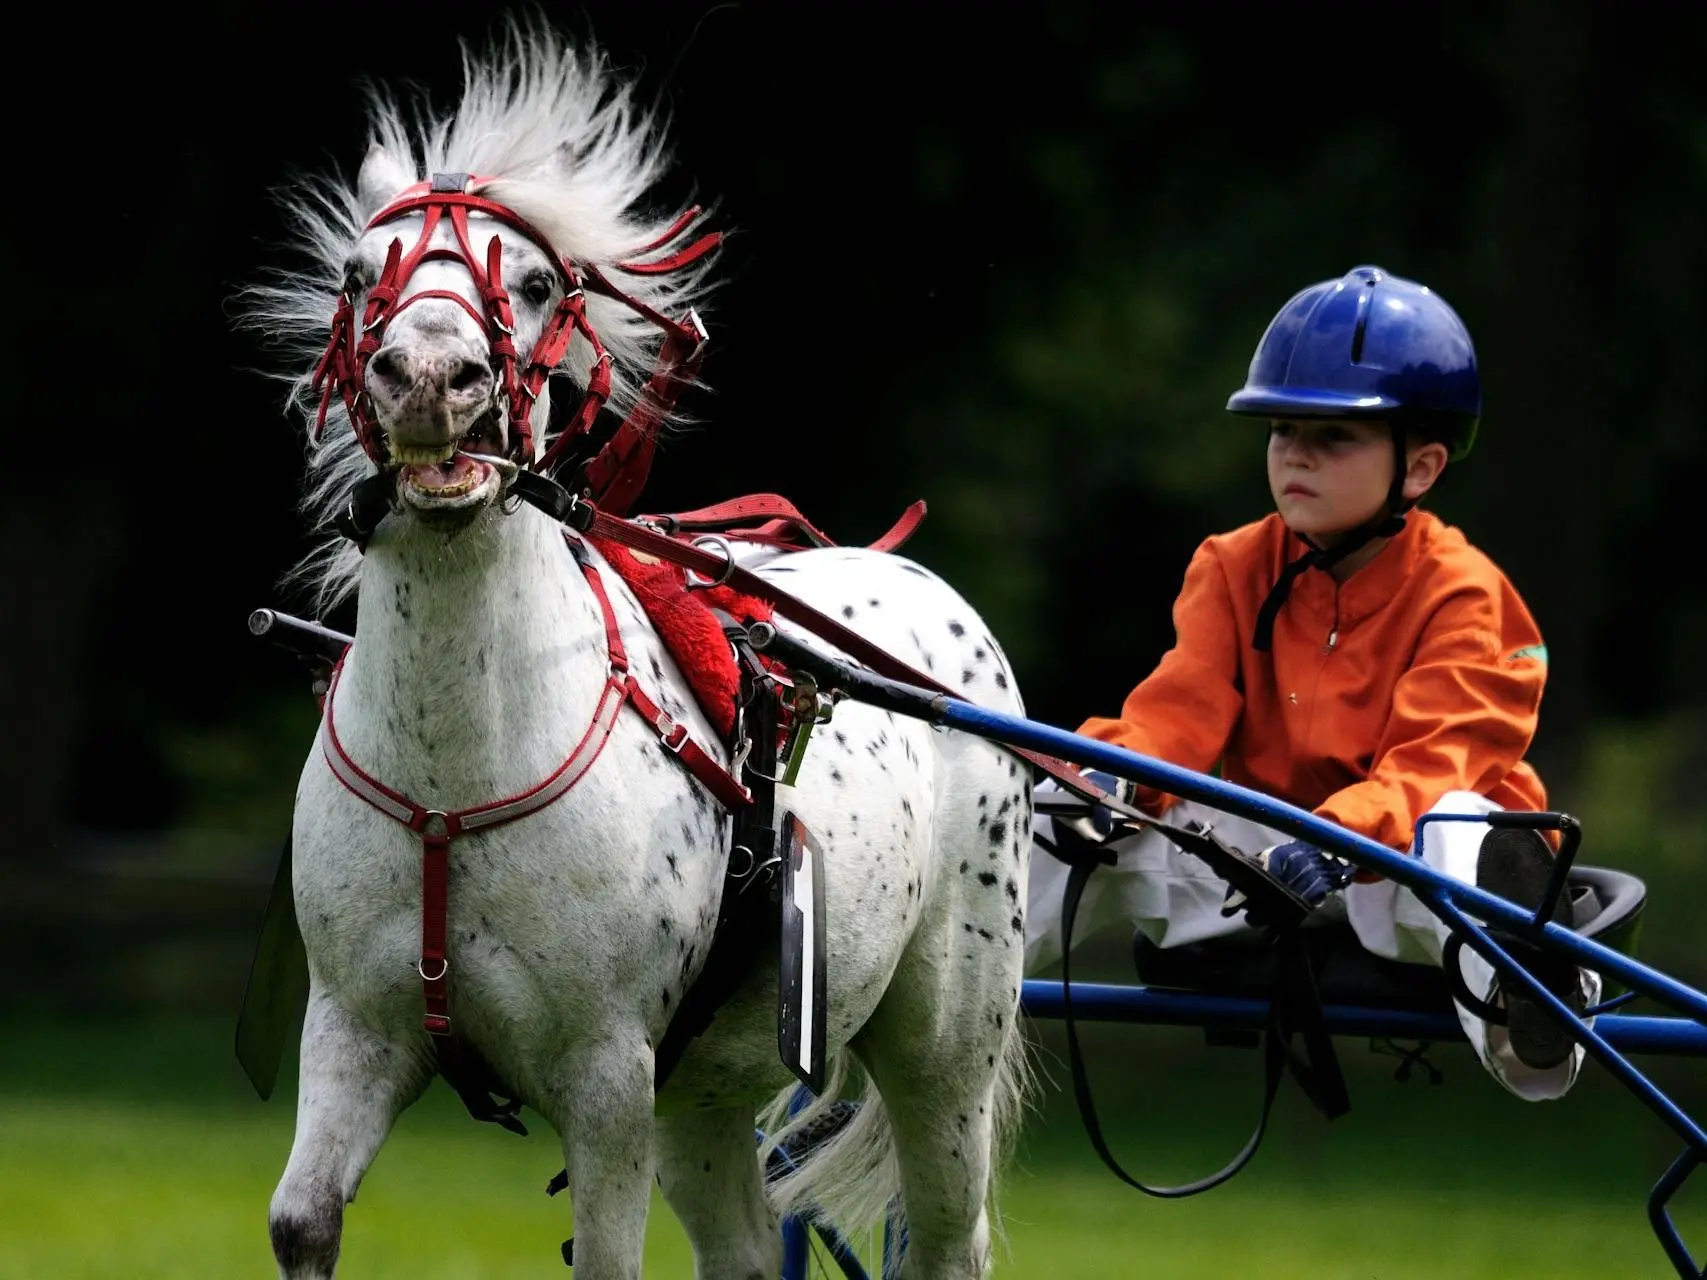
[1226,265,1481,460]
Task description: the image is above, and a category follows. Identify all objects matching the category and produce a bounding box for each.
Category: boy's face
[1266,418,1425,545]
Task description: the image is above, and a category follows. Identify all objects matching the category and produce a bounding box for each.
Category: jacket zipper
[1297,589,1342,796]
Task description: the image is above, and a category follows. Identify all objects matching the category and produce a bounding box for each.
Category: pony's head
[241,15,721,605]
[322,166,570,518]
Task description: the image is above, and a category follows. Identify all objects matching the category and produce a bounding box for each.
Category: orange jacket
[1079,510,1549,853]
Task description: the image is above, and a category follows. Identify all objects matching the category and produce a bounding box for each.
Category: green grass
[0,1015,1700,1278]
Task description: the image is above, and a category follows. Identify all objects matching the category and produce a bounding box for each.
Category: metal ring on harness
[684,535,736,590]
[417,957,449,982]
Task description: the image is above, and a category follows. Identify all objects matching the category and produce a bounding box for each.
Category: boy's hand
[1222,839,1355,922]
[1077,768,1136,838]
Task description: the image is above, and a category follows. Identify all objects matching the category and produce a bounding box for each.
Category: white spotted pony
[240,16,1034,1279]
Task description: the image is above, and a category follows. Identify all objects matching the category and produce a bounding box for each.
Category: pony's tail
[985,993,1040,1262]
[755,1014,1037,1262]
[757,1053,899,1239]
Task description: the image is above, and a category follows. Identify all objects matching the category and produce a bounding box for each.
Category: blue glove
[1079,769,1135,838]
[1222,839,1355,921]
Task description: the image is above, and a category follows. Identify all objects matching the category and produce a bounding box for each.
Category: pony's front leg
[543,1032,657,1280]
[269,988,431,1279]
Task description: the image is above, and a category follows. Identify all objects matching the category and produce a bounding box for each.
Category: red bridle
[311,171,719,513]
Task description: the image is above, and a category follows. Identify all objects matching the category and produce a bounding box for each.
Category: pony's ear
[356,145,415,215]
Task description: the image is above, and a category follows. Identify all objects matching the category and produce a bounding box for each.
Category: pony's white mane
[237,13,720,612]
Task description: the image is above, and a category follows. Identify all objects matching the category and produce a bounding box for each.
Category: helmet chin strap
[1251,425,1411,652]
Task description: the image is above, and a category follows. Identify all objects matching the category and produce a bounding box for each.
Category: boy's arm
[1076,541,1245,815]
[1314,593,1547,852]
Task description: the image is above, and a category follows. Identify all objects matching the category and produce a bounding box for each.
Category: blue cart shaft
[1020,980,1707,1056]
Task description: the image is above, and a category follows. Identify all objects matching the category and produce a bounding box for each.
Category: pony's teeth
[390,443,457,465]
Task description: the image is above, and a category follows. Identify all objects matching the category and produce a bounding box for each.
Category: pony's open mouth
[392,411,507,510]
[399,450,497,502]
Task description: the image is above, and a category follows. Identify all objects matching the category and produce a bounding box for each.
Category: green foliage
[148,691,322,873]
[1572,713,1707,989]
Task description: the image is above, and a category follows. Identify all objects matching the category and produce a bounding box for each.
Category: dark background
[6,8,1702,1270]
[8,1,1705,1003]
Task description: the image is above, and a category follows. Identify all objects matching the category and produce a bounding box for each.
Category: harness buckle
[422,1012,453,1036]
[778,676,836,787]
[661,721,689,754]
[729,735,754,778]
[683,306,709,357]
[684,535,737,590]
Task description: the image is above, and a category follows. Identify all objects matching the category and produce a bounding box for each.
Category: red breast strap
[318,548,750,1044]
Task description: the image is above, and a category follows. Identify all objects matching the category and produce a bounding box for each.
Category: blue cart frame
[768,688,1707,1280]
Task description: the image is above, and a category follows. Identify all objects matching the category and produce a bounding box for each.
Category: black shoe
[1475,827,1587,1070]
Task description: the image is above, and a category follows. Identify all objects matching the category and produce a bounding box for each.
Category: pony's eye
[340,265,368,298]
[518,271,556,308]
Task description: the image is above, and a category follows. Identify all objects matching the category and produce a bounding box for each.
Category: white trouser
[1024,786,1599,1101]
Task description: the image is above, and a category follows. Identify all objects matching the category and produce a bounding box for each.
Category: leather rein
[516,473,1122,812]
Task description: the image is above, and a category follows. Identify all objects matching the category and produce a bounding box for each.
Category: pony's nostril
[449,358,491,393]
[370,349,407,389]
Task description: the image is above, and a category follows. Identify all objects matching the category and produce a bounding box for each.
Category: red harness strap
[638,494,928,554]
[572,499,1116,805]
[318,544,747,1041]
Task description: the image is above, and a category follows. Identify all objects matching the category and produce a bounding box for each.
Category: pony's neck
[333,506,610,801]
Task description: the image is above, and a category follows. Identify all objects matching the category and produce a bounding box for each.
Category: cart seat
[1129,863,1646,1011]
